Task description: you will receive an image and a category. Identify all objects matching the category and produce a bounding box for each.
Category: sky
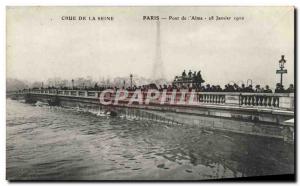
[7,6,294,88]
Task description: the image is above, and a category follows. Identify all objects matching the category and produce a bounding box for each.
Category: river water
[6,99,294,180]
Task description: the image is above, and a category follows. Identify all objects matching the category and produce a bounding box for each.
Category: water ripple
[6,99,294,180]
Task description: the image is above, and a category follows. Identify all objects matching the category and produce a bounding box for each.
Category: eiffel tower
[152,20,165,80]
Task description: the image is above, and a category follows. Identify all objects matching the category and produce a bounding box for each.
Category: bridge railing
[239,93,280,107]
[196,92,226,104]
[19,89,294,111]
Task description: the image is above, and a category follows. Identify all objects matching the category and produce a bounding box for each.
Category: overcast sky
[7,6,294,88]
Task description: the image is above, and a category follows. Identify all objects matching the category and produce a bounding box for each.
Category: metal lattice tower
[152,20,165,80]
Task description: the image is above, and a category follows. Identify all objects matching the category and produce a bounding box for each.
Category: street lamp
[130,74,133,88]
[71,79,74,89]
[279,55,286,69]
[276,55,287,86]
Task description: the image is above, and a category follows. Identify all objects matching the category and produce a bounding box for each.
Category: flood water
[6,99,294,180]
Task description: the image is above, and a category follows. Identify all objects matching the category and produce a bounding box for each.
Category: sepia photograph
[6,6,295,181]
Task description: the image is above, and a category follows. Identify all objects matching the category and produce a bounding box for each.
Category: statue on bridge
[182,70,187,77]
[173,69,205,88]
[195,70,205,87]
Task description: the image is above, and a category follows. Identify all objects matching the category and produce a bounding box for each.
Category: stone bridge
[8,89,295,142]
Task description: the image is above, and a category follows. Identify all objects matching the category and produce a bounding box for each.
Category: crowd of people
[25,69,294,93]
[28,82,294,93]
[122,83,294,93]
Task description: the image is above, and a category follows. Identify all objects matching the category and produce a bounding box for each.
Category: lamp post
[130,74,133,89]
[276,55,287,86]
[71,79,74,89]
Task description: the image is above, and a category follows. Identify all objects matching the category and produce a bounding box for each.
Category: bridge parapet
[224,93,294,110]
[12,89,294,111]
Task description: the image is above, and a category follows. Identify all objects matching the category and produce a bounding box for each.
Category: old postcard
[6,6,295,181]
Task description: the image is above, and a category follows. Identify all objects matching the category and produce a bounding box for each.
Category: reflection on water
[6,99,294,180]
